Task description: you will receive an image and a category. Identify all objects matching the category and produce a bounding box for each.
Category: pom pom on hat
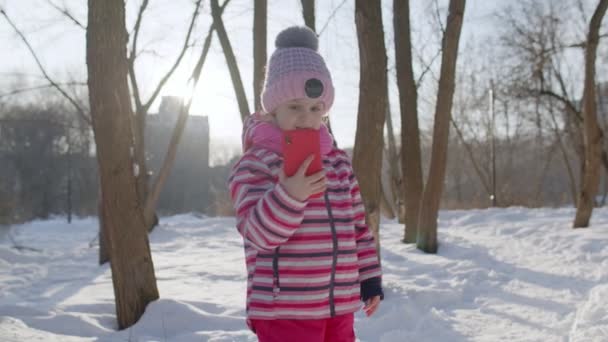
[275,26,319,51]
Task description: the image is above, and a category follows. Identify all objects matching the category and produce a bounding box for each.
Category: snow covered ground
[1,207,608,341]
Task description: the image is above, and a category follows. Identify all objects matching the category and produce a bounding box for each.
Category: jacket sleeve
[349,170,383,283]
[228,153,307,251]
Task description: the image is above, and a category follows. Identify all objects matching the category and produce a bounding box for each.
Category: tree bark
[380,180,396,219]
[353,0,388,253]
[573,0,608,228]
[86,0,159,329]
[253,0,267,112]
[132,111,149,223]
[417,0,466,253]
[98,182,110,265]
[384,93,404,222]
[211,0,250,122]
[301,0,316,32]
[394,0,423,243]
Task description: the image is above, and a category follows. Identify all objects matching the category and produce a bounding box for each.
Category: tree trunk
[132,110,158,232]
[384,93,404,222]
[98,182,110,265]
[301,0,315,32]
[86,0,159,329]
[573,0,608,228]
[380,185,396,219]
[417,0,466,254]
[133,110,149,215]
[211,0,250,122]
[394,0,423,244]
[253,0,267,112]
[353,0,388,253]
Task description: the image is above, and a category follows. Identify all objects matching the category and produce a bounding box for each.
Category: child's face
[272,98,326,131]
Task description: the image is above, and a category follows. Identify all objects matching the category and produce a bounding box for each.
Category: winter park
[1,0,608,341]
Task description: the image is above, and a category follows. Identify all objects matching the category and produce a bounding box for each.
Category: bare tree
[417,0,466,253]
[253,0,267,111]
[211,0,250,122]
[127,0,203,228]
[32,1,204,230]
[497,0,608,214]
[353,0,388,251]
[573,0,608,228]
[497,0,586,207]
[142,10,221,232]
[86,0,158,328]
[448,41,508,206]
[393,0,423,243]
[14,1,208,248]
[96,1,208,262]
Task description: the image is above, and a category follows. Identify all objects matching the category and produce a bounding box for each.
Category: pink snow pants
[251,313,355,342]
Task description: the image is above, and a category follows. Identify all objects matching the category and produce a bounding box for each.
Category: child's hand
[363,295,381,317]
[279,155,326,201]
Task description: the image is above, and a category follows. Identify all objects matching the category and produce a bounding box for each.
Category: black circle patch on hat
[305,78,324,98]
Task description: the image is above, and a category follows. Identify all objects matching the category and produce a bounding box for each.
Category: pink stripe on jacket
[228,113,382,321]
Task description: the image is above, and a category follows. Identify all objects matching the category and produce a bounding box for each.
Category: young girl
[228,26,383,342]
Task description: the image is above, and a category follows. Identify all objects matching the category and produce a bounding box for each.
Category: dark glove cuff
[360,276,384,302]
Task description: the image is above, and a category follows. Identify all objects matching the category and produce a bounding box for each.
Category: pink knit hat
[261,26,334,114]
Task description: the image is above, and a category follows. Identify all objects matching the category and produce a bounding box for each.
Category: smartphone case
[282,129,323,198]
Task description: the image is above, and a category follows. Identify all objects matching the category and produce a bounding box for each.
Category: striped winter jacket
[228,117,382,321]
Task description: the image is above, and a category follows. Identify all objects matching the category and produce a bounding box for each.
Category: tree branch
[190,0,230,85]
[318,0,348,36]
[211,0,250,121]
[128,0,150,113]
[433,0,446,35]
[0,7,90,124]
[143,4,222,228]
[46,0,85,30]
[536,88,582,122]
[450,116,492,196]
[142,0,203,113]
[416,47,442,88]
[0,82,87,99]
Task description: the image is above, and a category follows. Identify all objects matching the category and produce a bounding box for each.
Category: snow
[1,208,608,341]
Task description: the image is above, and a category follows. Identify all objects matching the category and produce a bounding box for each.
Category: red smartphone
[283,129,322,176]
[282,129,323,198]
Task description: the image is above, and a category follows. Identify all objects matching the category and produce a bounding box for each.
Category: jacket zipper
[324,191,338,317]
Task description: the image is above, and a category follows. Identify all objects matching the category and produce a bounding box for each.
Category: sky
[0,0,536,161]
[2,207,608,340]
